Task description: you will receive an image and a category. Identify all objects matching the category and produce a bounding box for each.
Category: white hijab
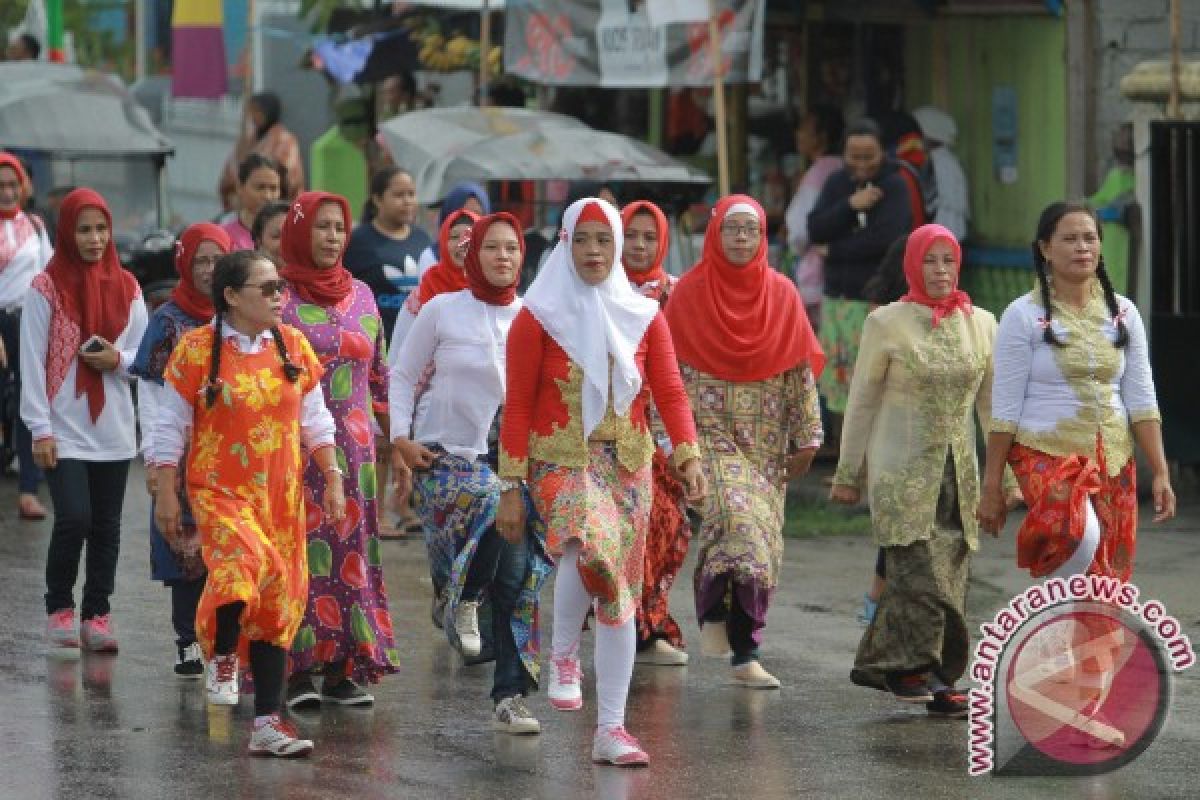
[524,197,659,438]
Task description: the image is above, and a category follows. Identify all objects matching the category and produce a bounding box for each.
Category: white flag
[646,0,710,27]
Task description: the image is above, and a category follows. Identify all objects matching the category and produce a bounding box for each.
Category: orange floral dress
[165,324,323,660]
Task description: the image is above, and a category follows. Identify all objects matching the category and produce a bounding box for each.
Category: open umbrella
[379,106,709,203]
[0,62,173,157]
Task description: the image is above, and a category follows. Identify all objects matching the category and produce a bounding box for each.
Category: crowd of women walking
[3,133,1175,765]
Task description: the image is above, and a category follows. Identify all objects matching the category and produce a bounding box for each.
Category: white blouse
[145,323,336,467]
[390,289,520,459]
[990,289,1159,475]
[20,286,148,462]
[0,214,52,312]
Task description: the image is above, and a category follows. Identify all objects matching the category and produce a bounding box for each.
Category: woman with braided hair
[151,249,342,757]
[978,203,1174,747]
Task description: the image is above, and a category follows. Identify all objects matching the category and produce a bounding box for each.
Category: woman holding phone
[21,188,148,651]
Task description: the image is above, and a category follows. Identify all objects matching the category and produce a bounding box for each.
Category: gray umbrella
[380,106,709,203]
[0,62,173,157]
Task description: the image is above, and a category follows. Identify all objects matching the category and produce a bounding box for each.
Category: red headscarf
[462,212,523,306]
[665,195,824,382]
[170,223,230,322]
[620,200,669,287]
[899,223,972,327]
[417,209,478,305]
[0,152,31,221]
[45,189,140,422]
[280,191,354,306]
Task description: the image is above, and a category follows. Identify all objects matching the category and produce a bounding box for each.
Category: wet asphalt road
[0,463,1197,800]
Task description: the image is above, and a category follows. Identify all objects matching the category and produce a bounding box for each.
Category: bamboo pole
[479,0,491,106]
[1168,0,1181,119]
[708,0,730,196]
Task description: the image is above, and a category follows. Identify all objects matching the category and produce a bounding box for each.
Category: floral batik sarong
[638,449,691,647]
[1008,440,1137,582]
[414,452,551,684]
[529,442,652,626]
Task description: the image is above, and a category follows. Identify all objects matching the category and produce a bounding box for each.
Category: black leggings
[214,601,286,717]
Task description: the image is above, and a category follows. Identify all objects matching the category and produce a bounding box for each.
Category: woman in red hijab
[664,194,824,690]
[278,191,399,708]
[20,188,147,652]
[618,200,691,667]
[830,223,994,716]
[0,152,53,520]
[386,208,479,539]
[130,222,230,677]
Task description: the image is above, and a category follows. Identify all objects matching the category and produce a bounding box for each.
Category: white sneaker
[453,600,482,658]
[547,653,584,711]
[592,725,650,766]
[731,660,781,689]
[206,653,239,706]
[493,695,541,735]
[635,638,689,666]
[247,714,314,758]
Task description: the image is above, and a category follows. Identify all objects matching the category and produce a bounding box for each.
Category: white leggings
[552,541,636,729]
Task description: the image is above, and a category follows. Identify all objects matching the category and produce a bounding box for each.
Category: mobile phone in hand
[81,335,106,354]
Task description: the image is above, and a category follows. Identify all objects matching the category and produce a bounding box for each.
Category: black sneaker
[174,643,204,678]
[286,676,322,711]
[884,672,935,704]
[321,678,374,707]
[926,688,969,718]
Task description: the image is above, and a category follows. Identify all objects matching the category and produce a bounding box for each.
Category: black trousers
[44,459,131,619]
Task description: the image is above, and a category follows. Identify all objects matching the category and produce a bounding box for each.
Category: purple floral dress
[282,279,399,683]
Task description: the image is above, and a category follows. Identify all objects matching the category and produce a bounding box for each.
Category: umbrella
[0,63,173,157]
[380,106,710,203]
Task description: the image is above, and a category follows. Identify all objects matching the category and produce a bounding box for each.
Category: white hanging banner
[504,0,763,88]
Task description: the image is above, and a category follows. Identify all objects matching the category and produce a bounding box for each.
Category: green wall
[905,15,1068,313]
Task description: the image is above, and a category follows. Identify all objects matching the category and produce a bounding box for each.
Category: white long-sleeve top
[145,322,337,467]
[0,213,53,312]
[930,146,970,242]
[138,377,165,463]
[990,289,1159,476]
[20,284,148,461]
[390,289,520,459]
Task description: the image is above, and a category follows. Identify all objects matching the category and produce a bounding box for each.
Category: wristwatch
[498,478,524,493]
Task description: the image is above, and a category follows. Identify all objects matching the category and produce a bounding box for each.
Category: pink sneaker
[592,725,650,766]
[547,654,583,711]
[80,615,118,653]
[47,609,80,648]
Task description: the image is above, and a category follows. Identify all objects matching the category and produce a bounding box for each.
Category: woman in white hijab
[496,198,706,767]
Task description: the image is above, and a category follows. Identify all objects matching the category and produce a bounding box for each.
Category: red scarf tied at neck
[417,209,478,305]
[619,200,669,287]
[280,191,354,306]
[45,188,140,422]
[899,223,973,327]
[0,152,31,221]
[665,194,824,383]
[171,223,230,322]
[463,212,524,306]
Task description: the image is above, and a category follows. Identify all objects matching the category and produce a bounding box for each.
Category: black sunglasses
[240,279,287,297]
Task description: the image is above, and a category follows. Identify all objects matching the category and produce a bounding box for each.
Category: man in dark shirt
[808,117,913,426]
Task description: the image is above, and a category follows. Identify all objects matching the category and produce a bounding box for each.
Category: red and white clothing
[20,275,147,461]
[0,210,52,312]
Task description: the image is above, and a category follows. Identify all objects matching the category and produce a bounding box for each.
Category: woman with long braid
[978,202,1174,747]
[151,250,343,757]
